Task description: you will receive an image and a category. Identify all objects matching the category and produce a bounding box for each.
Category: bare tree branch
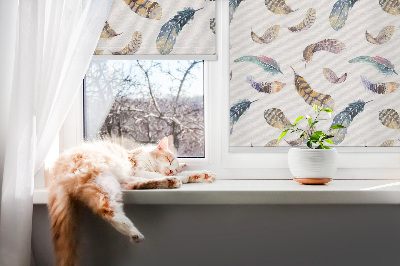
[174,60,202,115]
[125,108,204,131]
[137,60,162,115]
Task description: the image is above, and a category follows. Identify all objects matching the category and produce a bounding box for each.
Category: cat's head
[149,137,179,176]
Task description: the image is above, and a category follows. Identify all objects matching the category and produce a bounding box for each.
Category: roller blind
[229,0,400,148]
[95,0,216,59]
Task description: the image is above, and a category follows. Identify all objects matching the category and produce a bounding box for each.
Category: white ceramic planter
[288,148,338,184]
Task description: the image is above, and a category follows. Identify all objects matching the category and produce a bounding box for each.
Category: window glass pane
[84,60,204,158]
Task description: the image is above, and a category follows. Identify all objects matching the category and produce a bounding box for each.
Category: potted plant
[277,105,345,185]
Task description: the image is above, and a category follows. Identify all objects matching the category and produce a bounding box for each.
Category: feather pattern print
[156,7,202,55]
[230,0,245,23]
[287,8,316,32]
[285,136,307,146]
[329,0,359,31]
[265,0,296,15]
[251,25,280,44]
[360,76,399,94]
[246,76,285,93]
[123,0,162,20]
[323,68,347,84]
[285,138,303,146]
[380,140,395,146]
[210,18,216,34]
[230,99,258,134]
[265,139,279,147]
[100,21,121,39]
[349,56,398,75]
[286,127,315,146]
[112,32,142,55]
[379,0,400,15]
[264,108,292,129]
[303,39,346,65]
[329,100,370,144]
[365,26,395,45]
[292,67,334,110]
[234,56,283,75]
[379,109,400,129]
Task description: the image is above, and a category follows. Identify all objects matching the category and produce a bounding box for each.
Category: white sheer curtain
[0,0,113,265]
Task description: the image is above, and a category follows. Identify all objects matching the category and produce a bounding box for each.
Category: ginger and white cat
[48,137,216,266]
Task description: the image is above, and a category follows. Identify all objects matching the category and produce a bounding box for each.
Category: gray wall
[33,205,400,266]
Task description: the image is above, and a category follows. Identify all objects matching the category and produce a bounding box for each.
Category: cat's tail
[48,183,78,266]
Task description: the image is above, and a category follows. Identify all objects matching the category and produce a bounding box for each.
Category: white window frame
[57,0,400,181]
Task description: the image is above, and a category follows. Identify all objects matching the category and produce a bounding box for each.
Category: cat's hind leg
[75,172,144,242]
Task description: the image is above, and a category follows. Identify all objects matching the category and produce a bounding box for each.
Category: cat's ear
[157,137,168,151]
[167,135,178,155]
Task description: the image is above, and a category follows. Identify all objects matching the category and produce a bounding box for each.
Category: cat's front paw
[177,163,187,173]
[166,177,182,189]
[130,232,145,243]
[187,171,217,183]
[203,171,217,183]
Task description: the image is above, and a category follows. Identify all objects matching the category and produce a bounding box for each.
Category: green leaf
[314,131,323,137]
[309,134,318,141]
[310,120,319,128]
[308,118,313,125]
[325,139,333,144]
[321,135,334,140]
[309,131,324,142]
[300,131,306,138]
[307,140,313,148]
[324,108,333,113]
[317,141,330,149]
[330,124,346,129]
[293,116,304,125]
[278,129,288,141]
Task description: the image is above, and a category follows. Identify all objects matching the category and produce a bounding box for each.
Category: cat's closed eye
[156,154,175,164]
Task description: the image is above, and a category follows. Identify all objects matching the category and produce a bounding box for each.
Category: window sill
[33,180,400,205]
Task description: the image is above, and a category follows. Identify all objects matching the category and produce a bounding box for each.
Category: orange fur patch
[76,183,114,219]
[193,174,201,179]
[128,150,142,167]
[167,178,175,188]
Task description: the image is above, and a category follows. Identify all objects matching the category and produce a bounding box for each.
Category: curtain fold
[0,0,18,199]
[0,0,113,265]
